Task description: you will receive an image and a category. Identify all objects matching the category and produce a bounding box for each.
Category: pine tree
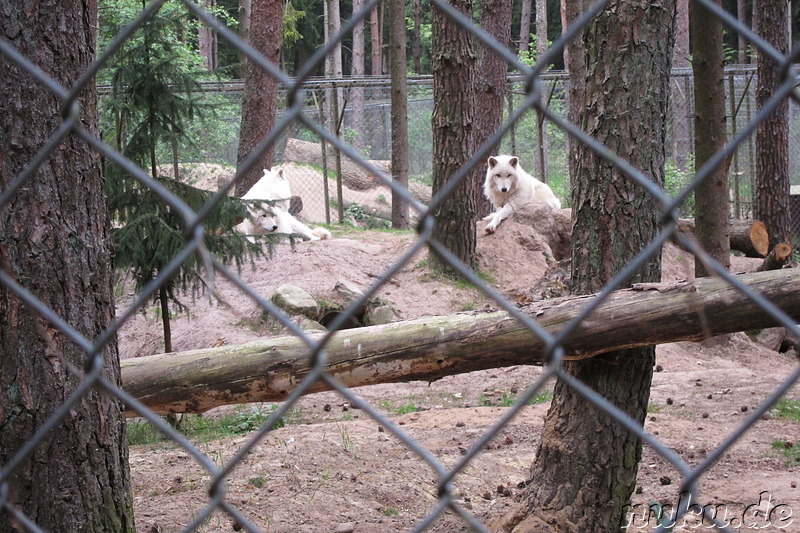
[103,2,267,353]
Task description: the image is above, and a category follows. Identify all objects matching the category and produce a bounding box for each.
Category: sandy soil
[120,211,800,532]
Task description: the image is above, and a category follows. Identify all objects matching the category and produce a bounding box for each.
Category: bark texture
[388,0,410,228]
[473,0,513,219]
[235,0,283,195]
[121,269,800,416]
[430,0,477,272]
[754,0,791,250]
[498,2,677,531]
[0,1,134,531]
[692,0,731,276]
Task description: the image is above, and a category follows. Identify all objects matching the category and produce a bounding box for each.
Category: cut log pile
[676,218,770,258]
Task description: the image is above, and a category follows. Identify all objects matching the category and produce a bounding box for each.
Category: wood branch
[283,137,391,190]
[121,269,800,416]
[757,242,793,271]
[677,218,769,257]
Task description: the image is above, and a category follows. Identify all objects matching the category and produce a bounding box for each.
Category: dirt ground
[120,211,800,532]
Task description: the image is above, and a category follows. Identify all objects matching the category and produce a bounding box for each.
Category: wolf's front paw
[485,223,497,234]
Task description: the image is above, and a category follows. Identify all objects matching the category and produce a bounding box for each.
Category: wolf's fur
[235,203,331,242]
[482,155,561,233]
[235,167,331,242]
[242,168,292,211]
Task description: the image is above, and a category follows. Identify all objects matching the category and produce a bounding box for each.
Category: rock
[334,523,355,533]
[294,316,327,332]
[334,279,365,303]
[271,284,319,319]
[363,305,400,326]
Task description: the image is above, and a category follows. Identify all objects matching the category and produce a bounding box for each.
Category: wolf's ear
[509,157,519,168]
[276,168,284,179]
[488,156,498,168]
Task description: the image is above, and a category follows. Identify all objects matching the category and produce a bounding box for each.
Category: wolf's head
[486,155,520,194]
[242,168,293,212]
[247,202,281,234]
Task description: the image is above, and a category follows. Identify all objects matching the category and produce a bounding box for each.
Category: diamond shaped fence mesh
[1,0,800,532]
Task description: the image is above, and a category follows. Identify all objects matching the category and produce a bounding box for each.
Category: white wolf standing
[235,168,331,242]
[482,155,561,233]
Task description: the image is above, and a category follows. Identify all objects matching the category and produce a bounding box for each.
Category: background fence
[2,0,800,532]
[114,65,800,230]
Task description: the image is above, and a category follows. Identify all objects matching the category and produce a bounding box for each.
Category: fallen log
[677,218,769,257]
[758,242,793,272]
[121,268,800,416]
[283,137,391,190]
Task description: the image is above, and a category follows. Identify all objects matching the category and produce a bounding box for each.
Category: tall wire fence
[123,65,800,231]
[2,0,800,531]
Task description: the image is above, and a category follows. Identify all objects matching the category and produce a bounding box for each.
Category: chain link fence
[2,0,800,531]
[124,67,800,230]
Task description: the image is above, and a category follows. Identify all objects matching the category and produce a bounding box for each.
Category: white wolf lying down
[234,168,331,242]
[483,154,561,233]
[235,203,331,242]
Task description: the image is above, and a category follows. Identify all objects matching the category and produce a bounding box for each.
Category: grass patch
[771,440,800,465]
[127,405,298,446]
[379,399,419,415]
[530,389,554,404]
[480,388,553,407]
[772,397,800,421]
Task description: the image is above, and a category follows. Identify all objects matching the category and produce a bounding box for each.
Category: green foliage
[664,155,696,217]
[283,1,307,47]
[108,171,265,305]
[101,0,268,350]
[100,2,212,170]
[517,35,552,68]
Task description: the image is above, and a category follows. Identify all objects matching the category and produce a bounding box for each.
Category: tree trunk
[121,268,800,416]
[518,0,532,53]
[499,2,677,531]
[388,0,410,228]
[692,0,731,276]
[235,0,283,195]
[473,0,513,218]
[430,0,477,274]
[198,0,218,70]
[412,0,423,74]
[754,0,791,250]
[159,286,172,354]
[350,0,366,152]
[238,0,252,77]
[0,1,134,530]
[370,4,382,75]
[562,0,588,185]
[534,0,548,183]
[737,0,750,64]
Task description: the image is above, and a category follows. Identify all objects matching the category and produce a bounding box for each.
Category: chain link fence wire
[1,0,800,531]
[114,64,800,231]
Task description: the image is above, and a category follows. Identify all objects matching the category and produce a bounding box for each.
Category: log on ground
[121,269,800,416]
[283,137,391,190]
[677,218,769,257]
